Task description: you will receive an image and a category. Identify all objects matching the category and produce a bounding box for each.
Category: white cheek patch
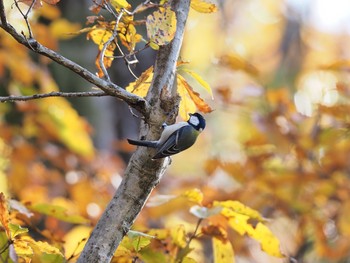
[189,115,199,126]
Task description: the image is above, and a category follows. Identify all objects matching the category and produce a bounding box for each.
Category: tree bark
[77,0,191,262]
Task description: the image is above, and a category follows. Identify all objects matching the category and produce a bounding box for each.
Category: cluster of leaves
[81,0,215,119]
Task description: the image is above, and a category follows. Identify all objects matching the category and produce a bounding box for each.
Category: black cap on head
[188,113,206,131]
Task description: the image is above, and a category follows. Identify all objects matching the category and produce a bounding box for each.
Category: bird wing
[152,125,198,159]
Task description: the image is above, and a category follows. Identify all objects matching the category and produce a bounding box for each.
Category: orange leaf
[220,54,259,76]
[177,74,213,114]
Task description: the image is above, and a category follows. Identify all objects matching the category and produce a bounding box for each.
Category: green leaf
[8,224,28,238]
[29,203,89,224]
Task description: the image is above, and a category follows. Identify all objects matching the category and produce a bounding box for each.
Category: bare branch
[0,0,149,116]
[0,91,108,102]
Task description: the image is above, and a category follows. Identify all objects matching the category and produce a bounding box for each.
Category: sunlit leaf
[212,237,235,263]
[182,188,203,204]
[214,200,263,221]
[9,200,34,218]
[177,74,212,120]
[13,239,33,258]
[146,7,177,49]
[0,193,10,238]
[191,0,218,13]
[248,223,284,258]
[29,203,89,224]
[220,54,259,76]
[87,28,113,47]
[182,257,197,263]
[50,19,81,40]
[131,236,151,252]
[171,225,187,248]
[9,224,28,239]
[180,69,213,99]
[126,66,153,97]
[110,0,131,10]
[63,226,91,259]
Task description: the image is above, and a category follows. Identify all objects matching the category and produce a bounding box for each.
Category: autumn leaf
[110,0,131,10]
[182,188,203,204]
[214,200,263,221]
[212,237,235,263]
[220,54,259,76]
[180,68,214,99]
[177,74,213,119]
[126,66,154,97]
[191,0,218,13]
[0,193,10,238]
[146,7,177,50]
[8,224,28,239]
[28,203,89,224]
[202,225,228,242]
[171,225,187,248]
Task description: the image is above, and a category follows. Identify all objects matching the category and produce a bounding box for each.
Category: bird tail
[127,138,158,148]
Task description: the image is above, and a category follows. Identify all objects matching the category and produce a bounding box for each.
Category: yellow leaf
[110,0,131,10]
[181,69,213,99]
[13,239,34,257]
[191,0,218,13]
[126,66,154,97]
[146,7,177,47]
[63,226,91,259]
[182,188,203,204]
[212,237,235,263]
[248,223,284,258]
[214,200,263,221]
[171,225,187,248]
[0,193,10,238]
[87,28,113,47]
[177,75,213,118]
[50,18,81,40]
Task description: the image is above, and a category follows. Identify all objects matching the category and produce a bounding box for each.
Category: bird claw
[162,122,168,129]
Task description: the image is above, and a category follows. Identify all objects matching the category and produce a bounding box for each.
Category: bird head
[188,113,206,132]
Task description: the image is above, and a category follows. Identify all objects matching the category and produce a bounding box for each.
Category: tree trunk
[77,0,191,262]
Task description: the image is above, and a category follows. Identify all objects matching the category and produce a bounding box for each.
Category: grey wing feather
[152,126,197,159]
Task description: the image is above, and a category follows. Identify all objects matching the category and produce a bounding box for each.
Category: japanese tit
[127,113,206,159]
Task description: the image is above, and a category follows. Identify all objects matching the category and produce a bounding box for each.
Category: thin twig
[13,0,35,38]
[0,91,109,102]
[99,8,124,81]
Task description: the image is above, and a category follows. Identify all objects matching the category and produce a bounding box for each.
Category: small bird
[127,113,206,159]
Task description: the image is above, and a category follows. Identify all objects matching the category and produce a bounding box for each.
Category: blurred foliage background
[2,0,350,262]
